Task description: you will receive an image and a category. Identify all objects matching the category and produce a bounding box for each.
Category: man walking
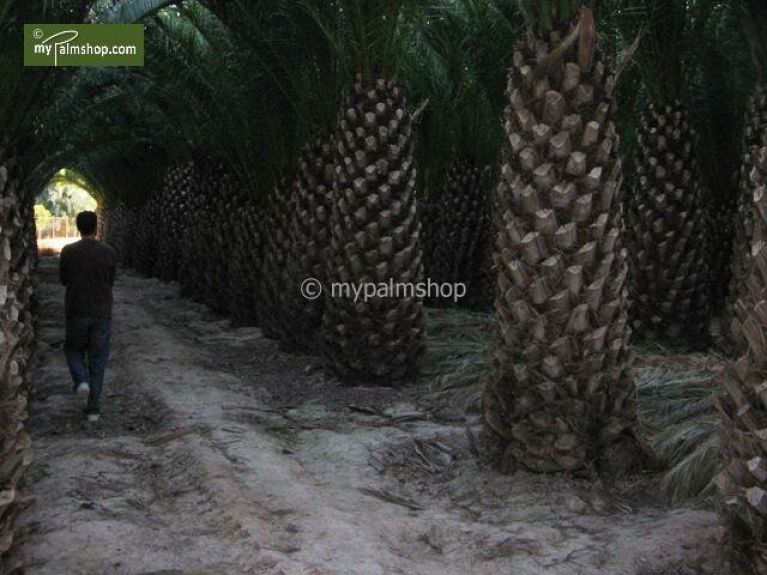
[59,211,117,422]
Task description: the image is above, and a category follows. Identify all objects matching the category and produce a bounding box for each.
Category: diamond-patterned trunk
[229,200,261,327]
[418,186,441,304]
[625,101,711,343]
[432,159,491,307]
[103,200,134,263]
[173,156,236,314]
[322,77,426,383]
[155,161,195,283]
[283,135,335,349]
[715,141,767,575]
[483,31,636,473]
[0,149,36,556]
[257,177,295,343]
[128,193,161,276]
[729,86,767,351]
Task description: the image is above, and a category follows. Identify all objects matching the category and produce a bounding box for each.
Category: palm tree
[727,0,767,352]
[482,0,640,474]
[39,1,296,327]
[307,0,428,382]
[0,0,111,561]
[716,171,767,575]
[228,0,341,350]
[617,0,712,346]
[408,0,515,310]
[715,1,767,572]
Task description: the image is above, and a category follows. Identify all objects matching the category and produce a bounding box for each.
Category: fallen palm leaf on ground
[421,308,727,504]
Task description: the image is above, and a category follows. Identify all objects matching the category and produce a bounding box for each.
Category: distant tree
[37,170,98,216]
[33,204,53,231]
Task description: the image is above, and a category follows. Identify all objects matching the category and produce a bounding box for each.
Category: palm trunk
[0,149,35,556]
[256,176,295,343]
[729,85,767,352]
[715,141,767,575]
[130,193,161,277]
[102,200,134,264]
[625,100,711,345]
[155,161,195,283]
[229,200,261,327]
[432,159,491,307]
[483,29,638,473]
[322,76,426,383]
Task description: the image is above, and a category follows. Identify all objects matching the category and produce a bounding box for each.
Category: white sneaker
[86,413,100,423]
[76,382,90,397]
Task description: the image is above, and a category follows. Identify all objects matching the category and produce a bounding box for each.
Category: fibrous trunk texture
[715,141,767,575]
[417,191,439,281]
[322,76,426,383]
[106,158,261,326]
[469,226,497,312]
[103,201,134,263]
[179,156,236,315]
[96,204,108,241]
[432,159,491,307]
[483,31,637,474]
[625,100,711,344]
[127,193,161,276]
[257,135,335,349]
[283,135,335,349]
[417,187,441,304]
[229,200,261,327]
[256,177,295,343]
[0,149,36,561]
[729,86,767,352]
[155,161,195,283]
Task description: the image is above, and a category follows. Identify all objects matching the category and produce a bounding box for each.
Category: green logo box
[24,24,144,67]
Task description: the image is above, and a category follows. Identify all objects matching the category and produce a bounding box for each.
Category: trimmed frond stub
[483,12,645,475]
[716,147,767,575]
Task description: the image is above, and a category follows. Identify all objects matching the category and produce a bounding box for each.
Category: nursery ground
[9,258,720,575]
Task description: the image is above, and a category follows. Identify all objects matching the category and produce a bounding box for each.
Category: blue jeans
[65,317,111,414]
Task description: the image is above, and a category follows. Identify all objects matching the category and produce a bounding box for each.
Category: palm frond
[98,0,176,23]
[636,367,724,503]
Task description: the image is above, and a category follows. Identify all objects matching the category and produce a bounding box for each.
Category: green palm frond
[97,0,177,23]
[518,0,580,32]
[688,0,753,205]
[744,0,767,77]
[406,0,519,194]
[37,0,303,205]
[613,0,691,101]
[636,367,724,503]
[299,0,428,83]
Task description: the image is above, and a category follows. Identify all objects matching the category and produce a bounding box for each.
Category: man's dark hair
[76,211,98,236]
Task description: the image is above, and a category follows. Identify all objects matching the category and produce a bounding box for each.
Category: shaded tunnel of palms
[1,0,767,573]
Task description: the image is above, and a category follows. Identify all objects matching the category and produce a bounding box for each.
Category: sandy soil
[8,258,721,575]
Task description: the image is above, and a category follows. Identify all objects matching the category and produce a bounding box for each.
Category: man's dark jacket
[59,239,117,319]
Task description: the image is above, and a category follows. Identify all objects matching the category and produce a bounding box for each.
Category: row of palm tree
[2,0,767,571]
[0,0,99,563]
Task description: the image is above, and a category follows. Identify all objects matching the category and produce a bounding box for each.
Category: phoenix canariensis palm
[0,0,155,559]
[714,1,767,573]
[222,0,342,348]
[482,0,642,474]
[409,0,516,310]
[617,0,712,346]
[727,0,767,352]
[306,0,428,382]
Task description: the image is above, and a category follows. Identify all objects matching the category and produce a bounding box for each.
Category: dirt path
[9,259,719,575]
